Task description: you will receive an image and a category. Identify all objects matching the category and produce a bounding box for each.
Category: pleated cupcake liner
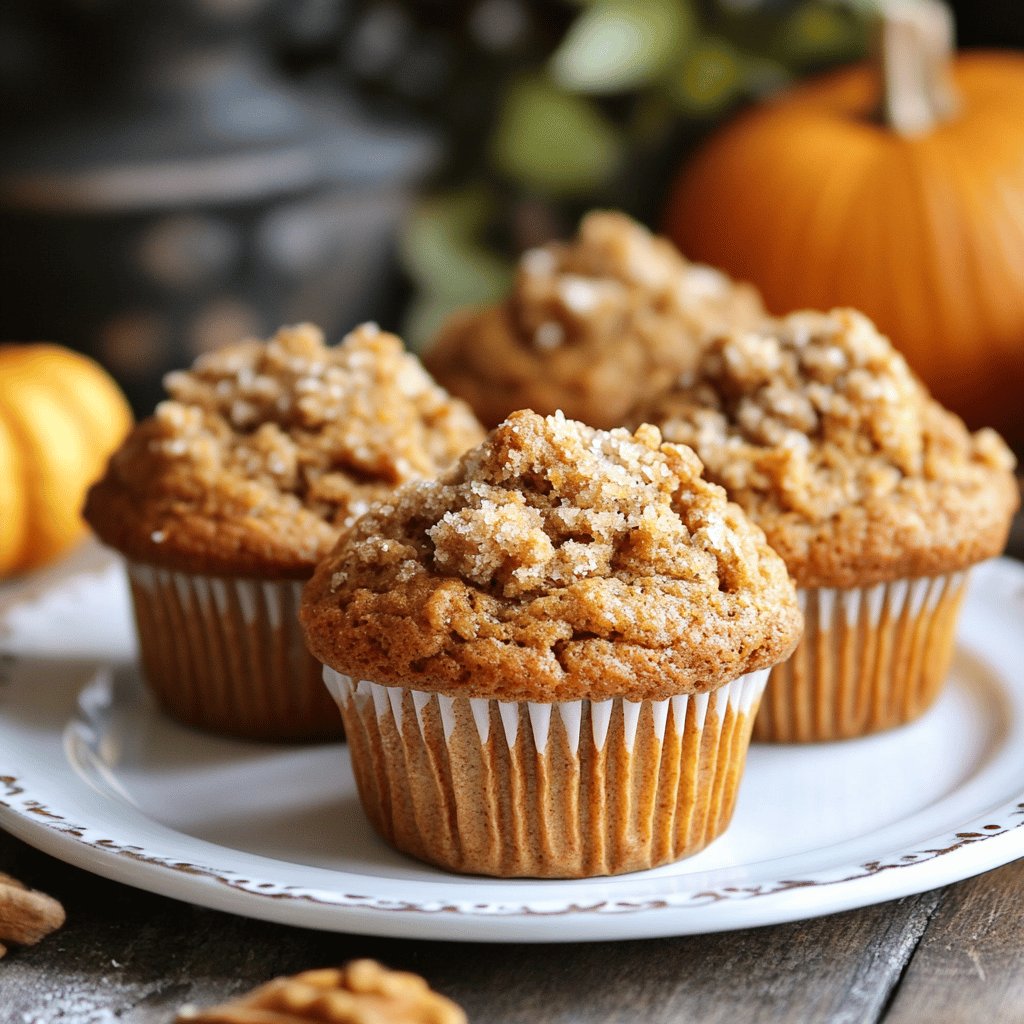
[324,666,770,878]
[755,569,970,744]
[126,561,343,742]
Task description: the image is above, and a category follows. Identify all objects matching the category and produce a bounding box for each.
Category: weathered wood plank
[1,829,945,1024]
[413,893,943,1024]
[883,858,1024,1024]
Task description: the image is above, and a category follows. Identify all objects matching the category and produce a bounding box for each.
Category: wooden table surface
[4,500,1024,1023]
[2,826,1022,1023]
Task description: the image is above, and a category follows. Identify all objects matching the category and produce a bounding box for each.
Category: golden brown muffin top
[302,410,802,701]
[633,309,1018,588]
[423,211,765,430]
[85,323,484,578]
[175,961,466,1024]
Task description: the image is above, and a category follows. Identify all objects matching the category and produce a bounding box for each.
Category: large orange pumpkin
[0,344,133,576]
[666,0,1024,449]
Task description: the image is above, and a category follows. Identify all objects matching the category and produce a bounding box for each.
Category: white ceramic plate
[1,547,1023,943]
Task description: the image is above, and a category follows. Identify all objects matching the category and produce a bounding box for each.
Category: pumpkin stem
[876,0,959,136]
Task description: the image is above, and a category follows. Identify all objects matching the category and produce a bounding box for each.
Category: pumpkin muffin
[423,211,765,430]
[633,308,1019,742]
[175,961,466,1024]
[301,409,802,877]
[85,322,484,741]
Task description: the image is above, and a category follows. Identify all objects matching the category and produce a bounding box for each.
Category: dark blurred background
[0,0,1018,413]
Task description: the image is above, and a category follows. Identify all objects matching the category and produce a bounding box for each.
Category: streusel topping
[301,410,802,700]
[423,211,765,429]
[176,961,466,1024]
[635,309,1018,585]
[85,323,484,577]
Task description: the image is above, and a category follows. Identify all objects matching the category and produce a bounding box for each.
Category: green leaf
[550,0,694,94]
[400,230,513,350]
[400,190,487,287]
[490,76,623,196]
[770,3,868,67]
[668,36,744,115]
[400,200,514,350]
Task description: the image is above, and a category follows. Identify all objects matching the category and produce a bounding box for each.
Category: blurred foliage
[400,188,515,344]
[668,35,745,114]
[389,0,872,348]
[273,0,873,347]
[491,76,625,194]
[550,0,695,94]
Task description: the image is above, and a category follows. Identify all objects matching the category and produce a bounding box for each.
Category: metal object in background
[0,0,439,413]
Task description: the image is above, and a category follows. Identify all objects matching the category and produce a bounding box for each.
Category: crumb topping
[424,211,765,429]
[301,411,803,700]
[514,211,755,355]
[86,323,484,576]
[159,322,483,511]
[634,309,1018,584]
[338,413,763,600]
[175,960,466,1024]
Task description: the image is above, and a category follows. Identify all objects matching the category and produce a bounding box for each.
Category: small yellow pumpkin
[666,0,1024,448]
[0,344,133,576]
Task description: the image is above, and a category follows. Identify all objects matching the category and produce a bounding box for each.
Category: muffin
[634,309,1019,742]
[301,410,802,877]
[175,961,466,1024]
[85,322,484,741]
[423,211,765,430]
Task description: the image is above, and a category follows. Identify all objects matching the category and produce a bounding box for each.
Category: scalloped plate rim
[0,551,1022,942]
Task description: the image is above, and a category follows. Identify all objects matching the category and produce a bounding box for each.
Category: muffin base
[127,562,342,742]
[755,571,969,744]
[324,668,769,878]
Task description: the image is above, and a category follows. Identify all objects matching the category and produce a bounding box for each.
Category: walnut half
[176,960,467,1024]
[0,871,66,957]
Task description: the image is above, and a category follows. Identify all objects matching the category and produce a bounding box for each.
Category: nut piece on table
[0,871,66,957]
[175,960,467,1024]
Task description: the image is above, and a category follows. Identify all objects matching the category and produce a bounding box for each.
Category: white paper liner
[324,666,770,878]
[324,669,768,755]
[756,569,970,743]
[126,561,341,741]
